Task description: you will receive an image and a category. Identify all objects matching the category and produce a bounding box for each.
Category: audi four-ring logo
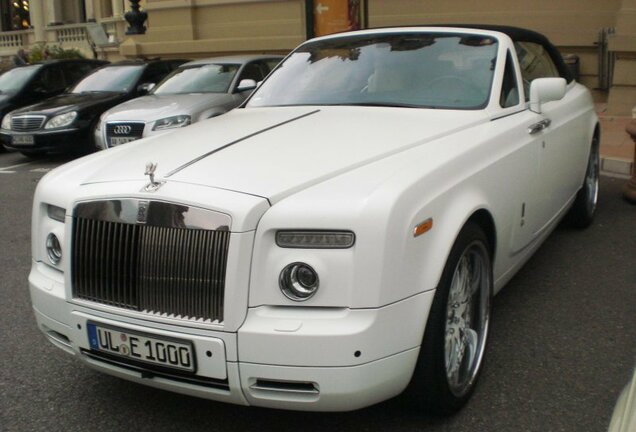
[113,125,132,135]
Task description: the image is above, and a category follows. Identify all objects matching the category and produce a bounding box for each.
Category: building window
[1,0,31,31]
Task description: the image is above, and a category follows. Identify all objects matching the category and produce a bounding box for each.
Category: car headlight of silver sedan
[153,115,191,131]
[1,114,11,130]
[44,111,77,129]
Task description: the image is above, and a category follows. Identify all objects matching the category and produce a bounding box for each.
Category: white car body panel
[609,367,636,432]
[28,27,598,411]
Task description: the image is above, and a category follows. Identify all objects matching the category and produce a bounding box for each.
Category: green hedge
[29,44,86,62]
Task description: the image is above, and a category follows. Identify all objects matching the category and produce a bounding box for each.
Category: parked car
[0,59,107,152]
[609,367,636,432]
[0,59,186,157]
[95,55,284,149]
[29,26,598,413]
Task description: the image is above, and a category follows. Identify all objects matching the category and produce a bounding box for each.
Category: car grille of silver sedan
[11,115,46,131]
[71,202,230,324]
[105,122,145,139]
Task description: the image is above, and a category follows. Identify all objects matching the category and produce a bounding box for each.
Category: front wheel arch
[466,209,497,262]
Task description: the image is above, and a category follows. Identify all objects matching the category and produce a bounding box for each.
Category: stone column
[85,0,96,22]
[46,0,64,25]
[112,0,125,18]
[29,0,46,42]
[623,119,636,203]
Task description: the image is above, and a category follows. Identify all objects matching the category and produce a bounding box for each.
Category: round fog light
[46,233,62,265]
[279,262,319,301]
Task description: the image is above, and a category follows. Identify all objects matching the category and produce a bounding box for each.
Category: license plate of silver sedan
[109,137,138,146]
[29,25,599,414]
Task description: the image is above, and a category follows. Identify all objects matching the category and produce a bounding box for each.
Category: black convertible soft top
[420,24,573,83]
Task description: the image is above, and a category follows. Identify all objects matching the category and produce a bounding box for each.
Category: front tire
[408,222,492,415]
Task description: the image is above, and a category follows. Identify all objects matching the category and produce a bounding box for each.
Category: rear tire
[408,222,492,415]
[567,136,599,229]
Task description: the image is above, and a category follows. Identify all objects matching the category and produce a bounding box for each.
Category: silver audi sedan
[95,54,283,149]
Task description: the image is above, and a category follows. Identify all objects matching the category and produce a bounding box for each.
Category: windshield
[248,33,498,109]
[0,65,42,94]
[153,64,240,94]
[71,65,144,93]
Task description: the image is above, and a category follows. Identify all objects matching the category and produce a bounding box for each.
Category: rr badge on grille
[136,200,150,223]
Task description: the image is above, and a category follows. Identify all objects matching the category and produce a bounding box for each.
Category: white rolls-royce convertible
[29,25,599,414]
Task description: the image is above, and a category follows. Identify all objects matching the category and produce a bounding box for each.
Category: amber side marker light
[413,218,433,237]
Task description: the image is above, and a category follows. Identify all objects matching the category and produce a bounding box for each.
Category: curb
[601,156,633,179]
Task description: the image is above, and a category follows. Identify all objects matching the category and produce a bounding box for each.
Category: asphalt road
[1,150,635,432]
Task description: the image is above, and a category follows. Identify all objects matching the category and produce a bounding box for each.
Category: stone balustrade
[0,30,32,52]
[53,24,89,45]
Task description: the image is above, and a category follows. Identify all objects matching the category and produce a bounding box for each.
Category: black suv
[0,59,107,152]
[0,59,187,157]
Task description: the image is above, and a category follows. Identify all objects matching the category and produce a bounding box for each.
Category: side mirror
[236,79,257,93]
[529,77,566,113]
[137,82,156,95]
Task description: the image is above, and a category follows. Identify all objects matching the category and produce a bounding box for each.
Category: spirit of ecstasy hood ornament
[142,162,165,192]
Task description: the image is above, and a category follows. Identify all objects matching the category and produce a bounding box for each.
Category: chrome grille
[105,122,145,138]
[71,202,231,323]
[11,115,46,131]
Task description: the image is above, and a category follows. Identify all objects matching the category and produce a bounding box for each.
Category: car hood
[103,93,233,122]
[80,106,488,203]
[11,92,125,115]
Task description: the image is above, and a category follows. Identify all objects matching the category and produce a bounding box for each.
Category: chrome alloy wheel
[585,141,600,215]
[444,241,490,397]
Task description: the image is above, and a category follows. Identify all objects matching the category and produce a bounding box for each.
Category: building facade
[0,0,634,115]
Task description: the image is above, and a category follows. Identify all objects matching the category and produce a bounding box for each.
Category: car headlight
[153,115,191,131]
[44,111,77,129]
[1,114,11,130]
[279,262,320,301]
[46,233,62,265]
[276,230,356,249]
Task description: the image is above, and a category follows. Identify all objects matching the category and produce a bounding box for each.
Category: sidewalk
[597,103,634,178]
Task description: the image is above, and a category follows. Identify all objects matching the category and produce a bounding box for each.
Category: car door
[494,51,545,254]
[233,62,267,102]
[137,62,173,95]
[515,41,584,234]
[23,64,66,103]
[262,58,283,75]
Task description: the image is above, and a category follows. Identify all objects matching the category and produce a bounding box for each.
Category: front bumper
[29,261,433,411]
[1,127,88,153]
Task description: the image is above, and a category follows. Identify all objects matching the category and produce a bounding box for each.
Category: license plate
[87,323,195,372]
[109,136,138,146]
[12,135,34,145]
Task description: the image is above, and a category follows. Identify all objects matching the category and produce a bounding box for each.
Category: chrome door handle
[528,118,551,134]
